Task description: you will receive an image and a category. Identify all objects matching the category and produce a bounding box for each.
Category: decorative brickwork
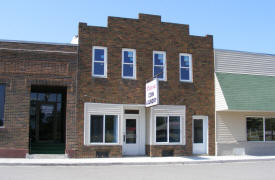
[0,42,77,158]
[77,13,215,157]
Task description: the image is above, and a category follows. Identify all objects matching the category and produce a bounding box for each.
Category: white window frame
[92,46,107,78]
[153,51,167,81]
[179,53,193,82]
[88,114,119,145]
[122,48,136,79]
[154,115,182,144]
[246,116,275,142]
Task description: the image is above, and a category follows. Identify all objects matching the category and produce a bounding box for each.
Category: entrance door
[123,116,140,156]
[192,116,208,154]
[29,89,65,154]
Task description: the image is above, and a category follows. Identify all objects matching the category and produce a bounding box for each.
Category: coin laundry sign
[145,79,159,107]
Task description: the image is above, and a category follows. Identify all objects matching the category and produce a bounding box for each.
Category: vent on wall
[124,109,139,114]
[162,150,174,157]
[96,151,109,158]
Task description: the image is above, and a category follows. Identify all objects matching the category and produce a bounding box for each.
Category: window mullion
[103,115,106,143]
[167,116,169,143]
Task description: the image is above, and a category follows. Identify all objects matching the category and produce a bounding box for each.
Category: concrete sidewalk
[1,155,275,166]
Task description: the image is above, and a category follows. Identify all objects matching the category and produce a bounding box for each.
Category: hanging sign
[145,79,159,107]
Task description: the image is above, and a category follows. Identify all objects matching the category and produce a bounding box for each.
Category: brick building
[0,13,215,158]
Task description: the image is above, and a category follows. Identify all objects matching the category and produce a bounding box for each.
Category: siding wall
[215,49,275,76]
[215,74,228,111]
[216,111,275,155]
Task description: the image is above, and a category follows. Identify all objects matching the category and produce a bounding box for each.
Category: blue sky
[0,0,274,54]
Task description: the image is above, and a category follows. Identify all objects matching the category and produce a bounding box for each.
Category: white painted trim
[92,46,107,78]
[192,115,209,155]
[86,114,120,146]
[154,115,183,145]
[122,48,136,80]
[0,39,78,46]
[179,53,193,83]
[0,47,77,54]
[153,51,167,81]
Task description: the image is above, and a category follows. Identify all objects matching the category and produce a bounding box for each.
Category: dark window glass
[169,116,180,142]
[154,66,164,78]
[247,117,263,141]
[94,62,105,75]
[94,49,105,61]
[123,64,133,77]
[180,68,190,80]
[126,119,136,144]
[181,56,190,67]
[38,93,45,101]
[154,53,164,65]
[57,94,62,102]
[90,115,103,143]
[123,51,133,63]
[194,119,203,143]
[30,92,37,101]
[156,116,167,142]
[48,93,57,102]
[105,115,118,143]
[265,118,275,141]
[0,85,5,126]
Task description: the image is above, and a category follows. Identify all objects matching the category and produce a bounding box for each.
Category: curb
[1,158,275,166]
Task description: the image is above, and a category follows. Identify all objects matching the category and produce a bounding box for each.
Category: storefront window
[247,117,263,141]
[90,115,118,143]
[156,116,181,143]
[265,118,275,141]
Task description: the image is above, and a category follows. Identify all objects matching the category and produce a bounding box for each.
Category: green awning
[216,72,275,111]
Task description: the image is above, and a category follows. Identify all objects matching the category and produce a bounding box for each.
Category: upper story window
[153,51,166,81]
[92,46,107,78]
[0,84,6,127]
[122,49,136,79]
[179,53,192,82]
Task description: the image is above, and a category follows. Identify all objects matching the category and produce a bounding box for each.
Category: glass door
[123,116,140,156]
[192,116,208,154]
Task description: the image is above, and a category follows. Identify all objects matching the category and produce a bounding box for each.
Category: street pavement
[1,160,275,180]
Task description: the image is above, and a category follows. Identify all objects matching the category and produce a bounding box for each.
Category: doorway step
[26,154,68,159]
[30,142,65,154]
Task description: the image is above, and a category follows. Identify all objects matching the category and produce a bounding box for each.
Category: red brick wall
[77,14,215,157]
[0,42,78,158]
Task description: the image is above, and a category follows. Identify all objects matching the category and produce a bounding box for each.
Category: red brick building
[0,14,215,158]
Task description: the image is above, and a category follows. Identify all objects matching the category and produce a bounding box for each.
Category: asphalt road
[1,160,275,180]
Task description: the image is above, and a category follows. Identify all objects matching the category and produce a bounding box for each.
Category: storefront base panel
[0,148,28,158]
[217,142,275,156]
[146,145,191,157]
[74,146,122,158]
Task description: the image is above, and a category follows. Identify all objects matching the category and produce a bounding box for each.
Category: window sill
[247,141,275,143]
[92,75,107,78]
[153,142,184,146]
[180,80,193,83]
[84,143,120,146]
[122,77,136,80]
